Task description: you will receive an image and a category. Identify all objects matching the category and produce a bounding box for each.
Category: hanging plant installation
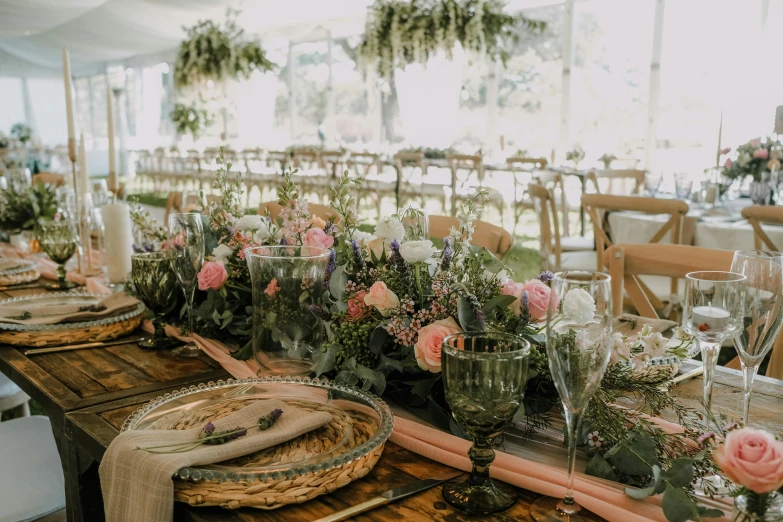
[169,103,214,139]
[174,10,275,89]
[358,0,545,78]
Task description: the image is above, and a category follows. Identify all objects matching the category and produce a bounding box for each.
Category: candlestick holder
[68,138,84,275]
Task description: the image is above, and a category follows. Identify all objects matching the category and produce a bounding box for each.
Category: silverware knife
[0,282,45,291]
[24,337,146,356]
[312,471,462,522]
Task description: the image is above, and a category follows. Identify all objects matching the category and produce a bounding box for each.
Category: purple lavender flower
[521,290,529,309]
[351,240,366,270]
[309,304,326,318]
[202,422,216,437]
[257,408,284,430]
[389,239,408,273]
[225,226,235,236]
[324,221,334,235]
[324,249,336,285]
[537,270,554,283]
[280,237,288,245]
[441,237,453,270]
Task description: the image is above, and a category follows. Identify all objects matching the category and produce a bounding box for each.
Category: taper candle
[62,48,75,150]
[79,132,88,195]
[107,84,117,193]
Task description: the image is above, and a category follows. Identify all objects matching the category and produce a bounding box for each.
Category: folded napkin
[0,291,140,325]
[0,245,111,294]
[99,399,332,522]
[614,313,676,337]
[0,259,27,272]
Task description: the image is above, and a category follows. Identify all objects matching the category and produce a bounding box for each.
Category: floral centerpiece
[131,148,726,521]
[722,137,783,182]
[358,0,545,78]
[10,123,33,144]
[170,103,214,138]
[0,182,58,233]
[174,10,274,89]
[566,146,585,168]
[599,152,616,169]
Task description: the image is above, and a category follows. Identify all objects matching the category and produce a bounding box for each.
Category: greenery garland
[0,182,58,233]
[169,103,214,138]
[358,0,546,78]
[174,10,274,89]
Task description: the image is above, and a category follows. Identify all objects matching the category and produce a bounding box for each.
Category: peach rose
[501,281,527,316]
[197,261,228,291]
[363,281,399,315]
[310,215,327,229]
[347,291,368,322]
[304,227,335,249]
[502,279,559,320]
[264,278,281,297]
[414,317,462,373]
[714,427,783,493]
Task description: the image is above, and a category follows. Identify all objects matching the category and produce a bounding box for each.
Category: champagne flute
[730,251,783,425]
[167,212,204,358]
[441,332,530,515]
[682,271,746,431]
[531,271,612,522]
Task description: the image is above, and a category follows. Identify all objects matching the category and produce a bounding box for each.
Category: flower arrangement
[0,182,58,233]
[10,123,33,144]
[399,146,457,160]
[599,153,616,169]
[358,0,545,78]
[174,10,274,89]
[610,324,696,373]
[0,132,10,149]
[565,146,585,167]
[170,103,214,138]
[722,137,783,182]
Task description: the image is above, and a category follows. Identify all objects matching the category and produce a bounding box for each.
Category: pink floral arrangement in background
[721,136,783,182]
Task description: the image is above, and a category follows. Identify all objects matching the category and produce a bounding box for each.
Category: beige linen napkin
[99,399,332,522]
[0,291,139,325]
[613,313,676,337]
[0,259,26,272]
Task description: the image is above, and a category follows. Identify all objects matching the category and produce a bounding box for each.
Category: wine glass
[645,172,663,197]
[441,332,530,515]
[167,212,205,358]
[682,271,746,430]
[131,252,180,350]
[730,251,783,425]
[531,271,613,522]
[674,172,693,200]
[39,218,78,290]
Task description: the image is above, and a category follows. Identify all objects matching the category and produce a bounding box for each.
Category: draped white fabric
[0,0,371,77]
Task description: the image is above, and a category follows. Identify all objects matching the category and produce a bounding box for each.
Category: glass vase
[245,245,331,376]
[736,491,783,522]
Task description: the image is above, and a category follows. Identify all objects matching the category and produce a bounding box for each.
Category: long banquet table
[2,279,783,521]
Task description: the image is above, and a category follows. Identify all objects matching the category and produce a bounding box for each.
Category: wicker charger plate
[0,269,40,287]
[0,292,145,347]
[122,378,394,510]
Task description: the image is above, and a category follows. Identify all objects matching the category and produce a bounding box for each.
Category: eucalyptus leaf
[661,459,694,489]
[457,297,482,331]
[369,327,390,355]
[329,263,348,299]
[661,486,699,522]
[312,344,338,376]
[481,294,517,317]
[585,454,618,482]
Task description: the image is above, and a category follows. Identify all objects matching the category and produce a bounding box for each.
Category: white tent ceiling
[0,0,372,77]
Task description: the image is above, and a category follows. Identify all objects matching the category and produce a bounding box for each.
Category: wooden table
[0,280,229,521]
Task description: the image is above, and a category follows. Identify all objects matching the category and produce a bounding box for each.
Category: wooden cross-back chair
[429,215,513,260]
[586,169,646,195]
[318,151,347,179]
[346,152,392,219]
[507,157,549,222]
[603,243,783,379]
[394,151,444,211]
[30,172,66,187]
[259,201,340,223]
[742,205,783,251]
[164,191,220,222]
[582,193,689,308]
[447,154,484,214]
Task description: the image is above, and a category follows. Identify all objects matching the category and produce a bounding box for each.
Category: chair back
[318,151,346,177]
[533,170,570,237]
[31,172,66,187]
[447,154,484,215]
[429,215,513,259]
[527,183,561,269]
[586,169,646,195]
[165,192,218,221]
[259,201,339,222]
[742,205,783,251]
[347,152,380,179]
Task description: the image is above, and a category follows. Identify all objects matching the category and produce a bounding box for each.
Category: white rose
[252,220,272,242]
[374,217,406,242]
[562,288,596,325]
[399,240,437,264]
[351,230,375,243]
[640,331,668,358]
[212,244,234,263]
[483,269,509,284]
[235,214,263,231]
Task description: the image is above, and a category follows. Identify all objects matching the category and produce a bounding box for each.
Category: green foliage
[0,182,57,232]
[10,123,33,144]
[169,103,213,138]
[174,9,274,88]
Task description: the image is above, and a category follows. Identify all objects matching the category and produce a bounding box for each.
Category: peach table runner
[0,246,110,294]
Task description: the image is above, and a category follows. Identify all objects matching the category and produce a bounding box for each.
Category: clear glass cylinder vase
[736,491,783,522]
[245,245,331,376]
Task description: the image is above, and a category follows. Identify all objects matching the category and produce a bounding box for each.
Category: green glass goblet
[441,332,530,515]
[131,252,180,350]
[38,219,77,290]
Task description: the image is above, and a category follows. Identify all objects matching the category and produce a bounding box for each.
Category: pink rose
[364,281,399,315]
[725,158,733,169]
[502,279,559,320]
[714,427,783,493]
[720,147,731,155]
[304,227,335,249]
[347,291,368,322]
[754,148,769,160]
[414,317,462,373]
[197,261,228,291]
[502,281,527,315]
[264,278,281,297]
[750,138,762,148]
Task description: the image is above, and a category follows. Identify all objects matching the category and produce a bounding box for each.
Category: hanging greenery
[174,10,275,89]
[358,0,545,78]
[170,103,214,138]
[10,123,33,144]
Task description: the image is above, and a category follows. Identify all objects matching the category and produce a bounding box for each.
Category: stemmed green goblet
[441,331,530,515]
[38,218,78,290]
[131,252,180,350]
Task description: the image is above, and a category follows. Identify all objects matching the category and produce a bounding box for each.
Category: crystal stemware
[131,252,180,350]
[682,271,746,430]
[674,172,693,200]
[441,332,530,515]
[38,218,78,290]
[531,271,613,522]
[645,172,663,197]
[730,251,783,425]
[167,212,205,358]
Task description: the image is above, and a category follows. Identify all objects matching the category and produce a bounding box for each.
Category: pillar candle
[79,132,88,195]
[62,48,75,147]
[101,203,133,284]
[107,85,117,192]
